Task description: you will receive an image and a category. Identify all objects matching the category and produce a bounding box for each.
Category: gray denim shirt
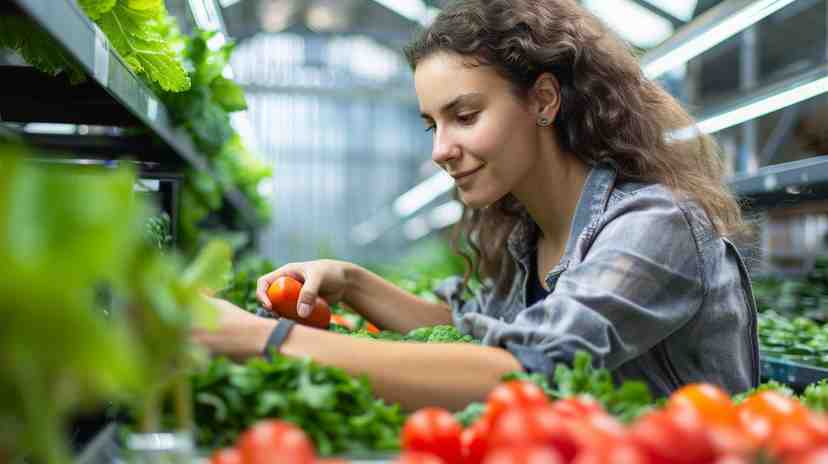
[436,162,760,397]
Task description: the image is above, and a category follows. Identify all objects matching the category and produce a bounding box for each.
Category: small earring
[537,116,551,127]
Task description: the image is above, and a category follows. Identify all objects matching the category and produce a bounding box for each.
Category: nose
[431,130,460,165]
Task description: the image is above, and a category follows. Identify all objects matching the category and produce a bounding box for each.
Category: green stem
[139,386,161,433]
[173,367,192,431]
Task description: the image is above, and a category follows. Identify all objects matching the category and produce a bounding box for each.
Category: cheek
[475,117,536,177]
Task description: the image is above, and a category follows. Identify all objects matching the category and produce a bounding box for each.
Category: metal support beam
[759,105,801,166]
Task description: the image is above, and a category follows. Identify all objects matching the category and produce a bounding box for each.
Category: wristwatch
[262,315,296,360]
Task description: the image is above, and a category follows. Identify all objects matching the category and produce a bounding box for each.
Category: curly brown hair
[404,0,747,295]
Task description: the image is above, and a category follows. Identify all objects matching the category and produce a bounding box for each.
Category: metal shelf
[2,0,260,228]
[761,355,828,390]
[729,155,828,208]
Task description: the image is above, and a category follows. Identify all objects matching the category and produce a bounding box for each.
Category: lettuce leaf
[89,1,190,91]
[0,16,86,84]
[78,0,117,20]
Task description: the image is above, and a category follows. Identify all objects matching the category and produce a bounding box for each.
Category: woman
[194,0,759,411]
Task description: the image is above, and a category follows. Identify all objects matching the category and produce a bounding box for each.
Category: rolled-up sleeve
[455,195,706,375]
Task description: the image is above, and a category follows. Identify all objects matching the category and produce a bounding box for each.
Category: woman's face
[414,52,543,208]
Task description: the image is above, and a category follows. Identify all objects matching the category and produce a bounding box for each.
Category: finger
[256,264,304,308]
[297,274,321,318]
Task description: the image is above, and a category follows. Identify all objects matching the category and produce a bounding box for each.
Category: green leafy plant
[0,145,146,463]
[191,355,406,456]
[79,0,190,91]
[145,212,173,251]
[0,16,86,84]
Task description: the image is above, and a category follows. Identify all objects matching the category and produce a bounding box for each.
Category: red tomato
[315,460,351,464]
[461,419,490,464]
[805,413,828,442]
[486,406,579,462]
[630,408,715,464]
[737,391,808,445]
[767,420,826,461]
[485,381,550,426]
[482,445,564,464]
[712,456,752,464]
[567,411,626,452]
[209,448,241,464]
[394,452,446,464]
[402,408,464,464]
[237,420,315,464]
[266,276,331,329]
[365,321,381,334]
[549,396,605,420]
[787,447,828,464]
[706,425,759,458]
[668,384,737,426]
[573,441,652,464]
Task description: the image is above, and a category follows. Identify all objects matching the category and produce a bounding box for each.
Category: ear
[530,73,562,121]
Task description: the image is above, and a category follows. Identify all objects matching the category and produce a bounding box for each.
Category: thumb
[297,277,320,319]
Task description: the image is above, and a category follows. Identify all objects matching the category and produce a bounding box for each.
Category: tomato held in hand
[238,419,316,464]
[267,276,331,329]
[485,381,550,426]
[668,384,737,426]
[402,408,464,464]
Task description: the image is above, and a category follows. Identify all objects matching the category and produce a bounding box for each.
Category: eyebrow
[420,93,484,120]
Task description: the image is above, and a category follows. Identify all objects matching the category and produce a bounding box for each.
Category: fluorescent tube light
[643,0,798,79]
[674,66,828,139]
[392,171,454,218]
[403,216,431,241]
[698,76,828,134]
[429,200,463,230]
[585,0,674,49]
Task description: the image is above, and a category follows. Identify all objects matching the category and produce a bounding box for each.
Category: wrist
[342,262,364,305]
[252,317,279,357]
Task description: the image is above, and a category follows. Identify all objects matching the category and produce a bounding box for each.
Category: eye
[457,112,479,125]
[424,125,436,133]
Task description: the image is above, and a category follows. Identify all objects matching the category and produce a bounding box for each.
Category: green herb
[191,355,406,456]
[454,402,486,427]
[800,379,828,412]
[731,381,795,404]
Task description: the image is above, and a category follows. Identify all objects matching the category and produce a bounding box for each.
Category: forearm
[281,324,523,411]
[344,264,453,333]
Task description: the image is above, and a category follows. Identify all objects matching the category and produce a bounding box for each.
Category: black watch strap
[263,318,296,360]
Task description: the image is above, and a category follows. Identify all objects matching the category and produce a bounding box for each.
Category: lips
[450,165,484,180]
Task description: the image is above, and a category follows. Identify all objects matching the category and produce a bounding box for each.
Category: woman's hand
[256,259,352,319]
[192,298,278,361]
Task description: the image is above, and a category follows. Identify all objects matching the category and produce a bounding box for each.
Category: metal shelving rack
[761,356,828,390]
[0,0,260,233]
[729,154,828,208]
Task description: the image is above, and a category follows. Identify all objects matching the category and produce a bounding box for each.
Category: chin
[458,190,501,209]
